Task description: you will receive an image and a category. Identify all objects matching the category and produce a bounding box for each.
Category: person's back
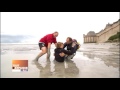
[39,34,56,47]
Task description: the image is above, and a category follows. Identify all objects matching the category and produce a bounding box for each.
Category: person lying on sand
[54,42,76,62]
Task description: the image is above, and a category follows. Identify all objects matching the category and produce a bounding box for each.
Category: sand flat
[1,43,119,78]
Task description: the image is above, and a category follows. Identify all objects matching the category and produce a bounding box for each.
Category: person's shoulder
[48,33,54,38]
[46,33,52,36]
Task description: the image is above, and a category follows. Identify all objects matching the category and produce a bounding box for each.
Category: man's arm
[62,47,75,55]
[59,52,65,57]
[46,35,53,59]
[63,43,67,49]
[47,43,51,59]
[63,42,76,55]
[47,43,51,48]
[53,38,57,47]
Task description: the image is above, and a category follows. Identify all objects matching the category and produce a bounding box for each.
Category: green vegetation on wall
[108,32,120,40]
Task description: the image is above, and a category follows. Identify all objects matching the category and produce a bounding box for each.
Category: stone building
[83,31,97,43]
[83,19,120,43]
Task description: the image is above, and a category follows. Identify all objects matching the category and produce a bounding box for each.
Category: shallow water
[1,43,119,78]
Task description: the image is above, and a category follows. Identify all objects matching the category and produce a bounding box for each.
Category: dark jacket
[63,42,77,53]
[54,48,74,62]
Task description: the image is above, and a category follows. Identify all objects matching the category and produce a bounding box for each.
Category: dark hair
[67,37,72,42]
[56,42,63,48]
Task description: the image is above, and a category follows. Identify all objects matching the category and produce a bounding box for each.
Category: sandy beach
[1,43,119,78]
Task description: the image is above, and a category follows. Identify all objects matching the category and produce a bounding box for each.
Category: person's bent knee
[42,50,47,54]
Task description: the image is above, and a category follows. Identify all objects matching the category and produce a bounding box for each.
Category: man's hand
[59,52,65,57]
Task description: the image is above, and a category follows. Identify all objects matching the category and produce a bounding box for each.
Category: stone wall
[83,19,120,43]
[96,20,120,43]
[83,36,97,43]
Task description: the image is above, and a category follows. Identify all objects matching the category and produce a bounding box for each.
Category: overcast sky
[1,12,119,44]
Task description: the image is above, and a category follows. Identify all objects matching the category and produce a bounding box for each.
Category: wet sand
[1,43,119,78]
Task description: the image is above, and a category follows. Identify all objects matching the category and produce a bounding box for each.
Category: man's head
[53,31,59,38]
[66,37,73,44]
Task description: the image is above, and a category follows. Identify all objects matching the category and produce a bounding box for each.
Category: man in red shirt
[34,31,58,61]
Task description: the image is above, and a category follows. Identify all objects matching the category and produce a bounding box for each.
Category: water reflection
[64,60,79,78]
[53,61,66,78]
[83,52,95,59]
[34,60,79,78]
[83,52,119,68]
[34,61,51,78]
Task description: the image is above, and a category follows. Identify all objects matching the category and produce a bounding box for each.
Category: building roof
[87,31,96,36]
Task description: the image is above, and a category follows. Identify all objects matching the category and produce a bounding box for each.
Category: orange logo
[12,60,28,72]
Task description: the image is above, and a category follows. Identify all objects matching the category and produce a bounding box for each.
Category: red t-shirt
[39,34,57,47]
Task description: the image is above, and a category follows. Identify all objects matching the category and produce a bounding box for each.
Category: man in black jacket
[54,42,75,62]
[63,37,77,60]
